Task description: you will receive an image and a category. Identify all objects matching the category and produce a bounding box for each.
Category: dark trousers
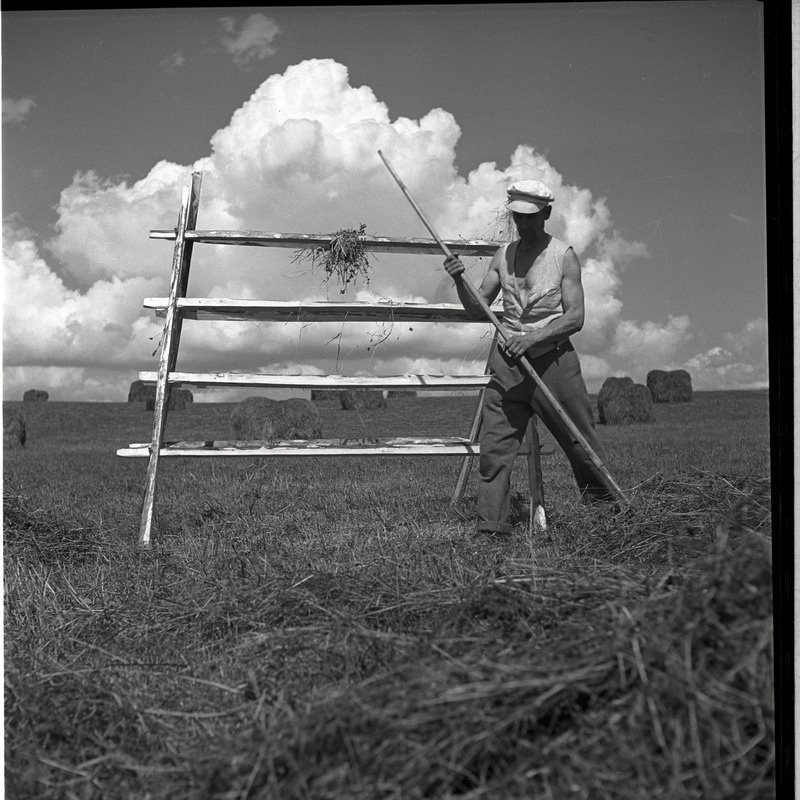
[477,340,611,533]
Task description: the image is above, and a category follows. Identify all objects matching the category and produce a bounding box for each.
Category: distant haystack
[597,376,635,424]
[4,409,26,449]
[598,379,653,425]
[311,389,338,402]
[23,389,48,402]
[128,380,153,403]
[145,388,193,411]
[597,376,634,411]
[230,397,323,441]
[647,369,693,403]
[340,389,388,411]
[128,380,193,410]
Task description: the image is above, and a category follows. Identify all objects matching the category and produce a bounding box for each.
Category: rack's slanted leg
[139,172,203,548]
[452,331,499,506]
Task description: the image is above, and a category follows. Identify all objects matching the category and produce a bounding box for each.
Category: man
[444,179,612,536]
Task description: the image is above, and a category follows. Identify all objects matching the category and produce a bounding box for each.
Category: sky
[1,2,770,402]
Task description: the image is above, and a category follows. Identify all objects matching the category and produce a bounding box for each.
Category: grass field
[4,390,774,799]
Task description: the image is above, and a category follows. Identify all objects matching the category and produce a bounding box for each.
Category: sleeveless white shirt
[497,235,571,358]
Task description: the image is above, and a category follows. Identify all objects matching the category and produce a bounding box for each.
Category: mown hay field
[4,390,775,799]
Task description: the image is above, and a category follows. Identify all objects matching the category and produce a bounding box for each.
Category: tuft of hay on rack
[230,396,323,441]
[293,223,372,294]
[22,389,48,403]
[647,369,693,403]
[339,389,387,411]
[598,378,653,425]
[4,410,26,449]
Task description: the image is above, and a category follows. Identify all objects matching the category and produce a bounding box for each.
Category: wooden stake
[378,150,630,508]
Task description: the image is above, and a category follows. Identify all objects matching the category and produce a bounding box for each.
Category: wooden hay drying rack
[118,172,549,547]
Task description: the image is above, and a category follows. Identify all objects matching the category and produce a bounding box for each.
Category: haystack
[310,389,338,402]
[127,380,153,403]
[23,389,48,402]
[128,381,193,410]
[145,387,193,411]
[647,369,693,403]
[598,381,653,425]
[230,397,323,441]
[597,376,634,417]
[339,389,388,411]
[4,410,26,449]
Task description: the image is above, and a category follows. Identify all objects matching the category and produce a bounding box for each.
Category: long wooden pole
[377,150,629,507]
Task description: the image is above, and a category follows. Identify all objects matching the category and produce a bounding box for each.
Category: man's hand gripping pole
[377,149,630,508]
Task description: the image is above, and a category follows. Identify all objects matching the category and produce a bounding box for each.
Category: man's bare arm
[443,252,502,319]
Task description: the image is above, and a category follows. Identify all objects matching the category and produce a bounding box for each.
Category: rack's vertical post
[138,172,203,547]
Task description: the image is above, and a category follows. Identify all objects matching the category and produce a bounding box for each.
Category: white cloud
[683,318,768,390]
[160,52,186,73]
[220,13,281,66]
[3,58,761,401]
[3,224,164,400]
[611,315,693,369]
[2,97,35,124]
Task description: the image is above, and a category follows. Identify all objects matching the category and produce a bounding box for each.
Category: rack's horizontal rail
[143,298,503,323]
[117,437,480,458]
[137,371,492,390]
[149,229,502,258]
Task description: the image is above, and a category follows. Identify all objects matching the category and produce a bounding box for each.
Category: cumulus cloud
[611,315,693,371]
[2,97,35,124]
[3,222,164,400]
[4,57,757,401]
[683,318,768,391]
[220,13,281,66]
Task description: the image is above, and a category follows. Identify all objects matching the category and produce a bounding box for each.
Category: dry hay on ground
[339,389,388,411]
[22,389,48,402]
[597,378,653,425]
[230,396,323,441]
[3,488,104,565]
[4,410,26,449]
[647,369,693,403]
[204,485,772,799]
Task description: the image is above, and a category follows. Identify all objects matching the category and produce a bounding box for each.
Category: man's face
[513,207,550,240]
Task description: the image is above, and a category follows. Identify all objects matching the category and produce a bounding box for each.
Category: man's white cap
[506,180,555,214]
